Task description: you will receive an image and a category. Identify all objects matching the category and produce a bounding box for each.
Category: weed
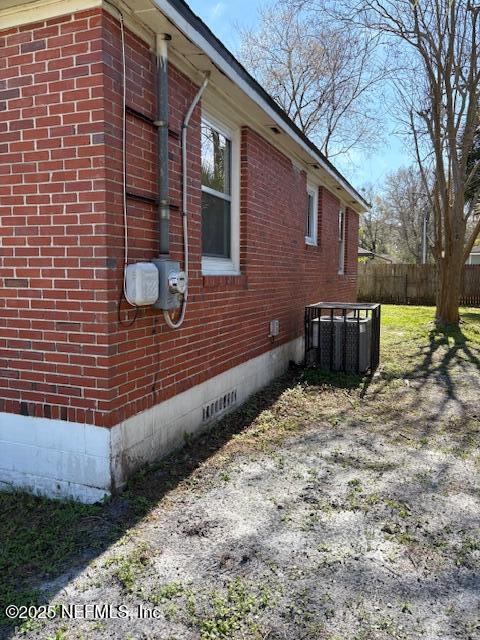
[150,582,185,604]
[385,498,412,519]
[456,536,480,566]
[347,478,362,488]
[401,602,413,614]
[17,616,43,635]
[193,579,268,639]
[1,305,479,639]
[394,532,414,545]
[164,602,178,621]
[365,493,381,507]
[106,541,151,594]
[302,511,321,531]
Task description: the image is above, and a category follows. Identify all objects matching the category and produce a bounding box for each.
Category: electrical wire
[118,9,137,308]
[104,1,138,316]
[117,289,139,327]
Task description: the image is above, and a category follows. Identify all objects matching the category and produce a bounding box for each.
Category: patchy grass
[193,579,270,640]
[104,540,152,595]
[1,305,480,639]
[0,492,114,621]
[381,304,480,378]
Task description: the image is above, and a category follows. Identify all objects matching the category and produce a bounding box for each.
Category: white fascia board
[0,0,101,29]
[150,0,368,213]
[0,0,367,211]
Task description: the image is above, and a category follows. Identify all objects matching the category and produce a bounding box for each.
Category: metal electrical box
[151,257,187,310]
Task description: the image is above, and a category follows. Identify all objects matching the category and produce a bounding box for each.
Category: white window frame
[201,111,240,276]
[338,205,346,275]
[305,183,318,246]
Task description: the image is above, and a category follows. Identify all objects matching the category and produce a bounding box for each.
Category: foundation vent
[202,388,238,423]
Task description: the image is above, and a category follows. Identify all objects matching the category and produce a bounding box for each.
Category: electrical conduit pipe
[162,71,210,329]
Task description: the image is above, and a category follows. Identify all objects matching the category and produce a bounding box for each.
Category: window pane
[201,122,231,195]
[306,193,314,237]
[202,191,231,258]
[338,209,345,273]
[339,240,345,273]
[338,210,344,241]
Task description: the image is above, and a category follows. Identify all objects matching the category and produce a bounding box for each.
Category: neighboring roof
[153,0,369,212]
[358,247,394,263]
[358,247,374,257]
[470,246,480,254]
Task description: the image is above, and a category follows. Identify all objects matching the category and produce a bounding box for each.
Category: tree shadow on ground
[0,370,301,639]
[367,318,480,413]
[2,314,480,639]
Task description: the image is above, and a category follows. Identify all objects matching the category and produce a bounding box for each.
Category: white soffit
[121,0,368,213]
[0,0,102,26]
[0,0,368,211]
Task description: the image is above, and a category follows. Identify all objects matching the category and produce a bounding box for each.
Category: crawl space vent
[202,388,237,423]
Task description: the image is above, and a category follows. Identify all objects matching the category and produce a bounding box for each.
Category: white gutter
[150,0,368,212]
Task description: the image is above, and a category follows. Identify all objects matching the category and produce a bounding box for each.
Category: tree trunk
[435,258,463,326]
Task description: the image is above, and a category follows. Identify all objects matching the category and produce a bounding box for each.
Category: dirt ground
[2,306,480,640]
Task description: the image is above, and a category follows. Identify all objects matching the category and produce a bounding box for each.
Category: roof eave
[152,0,370,213]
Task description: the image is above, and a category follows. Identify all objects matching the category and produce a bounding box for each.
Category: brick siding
[0,9,359,429]
[0,9,110,425]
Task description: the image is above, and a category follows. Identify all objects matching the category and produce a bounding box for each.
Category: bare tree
[237,1,385,158]
[382,166,432,264]
[359,186,397,257]
[345,0,480,325]
[466,125,480,202]
[360,171,432,263]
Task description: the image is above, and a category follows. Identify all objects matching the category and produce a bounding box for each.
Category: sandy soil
[4,312,480,640]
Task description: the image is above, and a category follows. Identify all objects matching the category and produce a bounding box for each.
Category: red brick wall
[0,9,359,429]
[306,186,359,301]
[0,8,111,425]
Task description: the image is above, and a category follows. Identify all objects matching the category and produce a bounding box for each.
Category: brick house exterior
[0,1,366,502]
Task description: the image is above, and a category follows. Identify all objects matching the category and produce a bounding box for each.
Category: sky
[187,0,411,194]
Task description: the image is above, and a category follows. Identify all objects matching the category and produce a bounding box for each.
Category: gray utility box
[311,315,372,373]
[151,257,181,311]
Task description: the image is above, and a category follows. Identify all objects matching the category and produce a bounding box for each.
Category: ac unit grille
[202,388,238,423]
[311,316,372,373]
[304,302,381,375]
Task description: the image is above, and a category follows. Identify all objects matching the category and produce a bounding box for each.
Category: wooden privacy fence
[358,263,480,307]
